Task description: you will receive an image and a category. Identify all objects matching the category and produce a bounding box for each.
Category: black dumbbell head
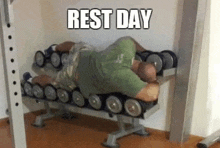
[135,52,144,62]
[50,52,62,68]
[35,51,46,67]
[72,89,88,107]
[44,85,57,101]
[33,84,44,99]
[44,44,57,58]
[23,81,33,97]
[161,50,178,69]
[106,95,123,114]
[61,53,69,66]
[124,98,143,117]
[57,89,71,103]
[146,52,166,74]
[23,72,32,81]
[141,50,153,61]
[88,95,105,110]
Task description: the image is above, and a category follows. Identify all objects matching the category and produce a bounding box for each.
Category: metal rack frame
[30,100,160,148]
[0,0,27,148]
[0,0,208,147]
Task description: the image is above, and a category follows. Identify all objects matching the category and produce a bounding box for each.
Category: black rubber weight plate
[161,50,178,69]
[141,50,153,62]
[44,85,57,101]
[146,53,166,74]
[57,89,70,103]
[33,84,44,99]
[135,52,144,62]
[106,96,123,114]
[124,99,142,117]
[61,53,69,66]
[35,51,46,67]
[50,52,61,68]
[72,91,86,107]
[24,82,33,97]
[89,95,103,110]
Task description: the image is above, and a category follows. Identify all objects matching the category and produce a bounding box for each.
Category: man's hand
[135,82,159,102]
[32,75,55,86]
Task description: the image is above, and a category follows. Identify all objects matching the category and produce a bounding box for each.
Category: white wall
[0,0,48,119]
[0,0,216,138]
[206,0,220,136]
[191,0,220,137]
[190,0,210,137]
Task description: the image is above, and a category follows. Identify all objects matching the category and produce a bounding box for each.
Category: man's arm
[124,37,148,52]
[133,40,147,52]
[32,75,56,86]
[135,82,159,102]
[55,41,75,52]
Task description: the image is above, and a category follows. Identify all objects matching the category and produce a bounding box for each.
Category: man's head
[136,62,157,82]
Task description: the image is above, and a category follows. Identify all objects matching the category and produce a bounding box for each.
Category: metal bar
[170,0,208,143]
[32,103,66,127]
[3,0,13,24]
[197,129,220,148]
[103,115,149,147]
[0,1,27,148]
[162,68,176,77]
[117,115,125,131]
[143,104,160,119]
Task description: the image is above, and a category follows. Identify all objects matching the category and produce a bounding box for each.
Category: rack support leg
[102,115,149,148]
[197,129,220,148]
[32,102,67,127]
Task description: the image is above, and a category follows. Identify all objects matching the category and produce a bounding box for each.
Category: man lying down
[32,36,159,103]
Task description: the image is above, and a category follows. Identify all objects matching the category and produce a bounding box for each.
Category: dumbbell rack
[28,99,159,148]
[0,0,207,148]
[28,61,176,147]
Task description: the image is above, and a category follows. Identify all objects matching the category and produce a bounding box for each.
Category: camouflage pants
[52,42,95,91]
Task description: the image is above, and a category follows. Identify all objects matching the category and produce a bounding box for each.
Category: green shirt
[77,38,146,98]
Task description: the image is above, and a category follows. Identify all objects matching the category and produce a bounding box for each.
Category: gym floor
[0,110,219,148]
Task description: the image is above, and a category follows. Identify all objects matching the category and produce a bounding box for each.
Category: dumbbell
[160,50,178,69]
[106,95,124,114]
[57,89,71,103]
[61,53,69,66]
[135,50,153,62]
[34,44,57,67]
[32,84,44,99]
[72,88,88,107]
[23,72,34,97]
[146,52,166,74]
[44,85,58,101]
[124,98,155,117]
[20,80,26,96]
[146,50,177,74]
[88,94,105,110]
[50,51,69,69]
